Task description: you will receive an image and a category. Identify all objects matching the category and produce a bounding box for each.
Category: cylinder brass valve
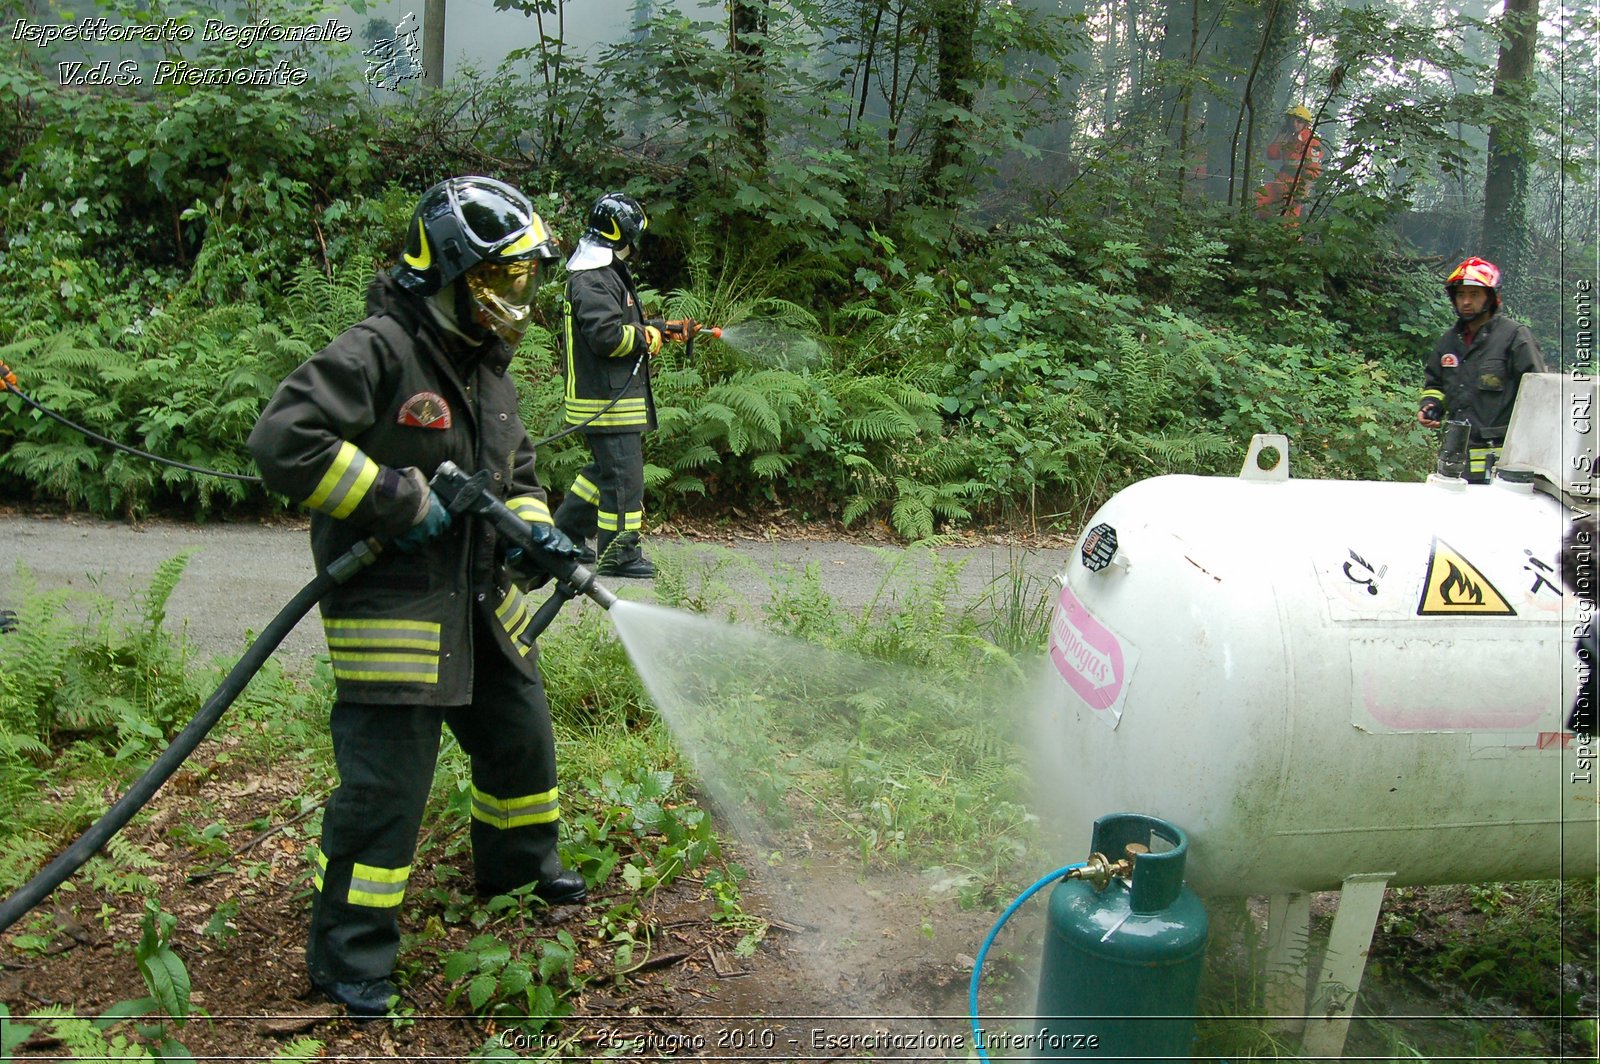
[1065,850,1135,890]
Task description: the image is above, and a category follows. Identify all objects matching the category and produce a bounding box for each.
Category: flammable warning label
[1416,536,1516,616]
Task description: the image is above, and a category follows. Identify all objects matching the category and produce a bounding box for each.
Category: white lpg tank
[1042,377,1596,896]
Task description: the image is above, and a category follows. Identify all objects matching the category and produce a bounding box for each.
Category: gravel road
[3,515,1073,664]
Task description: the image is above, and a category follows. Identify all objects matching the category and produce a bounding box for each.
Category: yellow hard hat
[1286,105,1313,123]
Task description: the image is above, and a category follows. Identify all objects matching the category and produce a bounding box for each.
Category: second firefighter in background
[554,192,661,579]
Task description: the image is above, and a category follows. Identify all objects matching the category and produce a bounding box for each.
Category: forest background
[0,0,1593,537]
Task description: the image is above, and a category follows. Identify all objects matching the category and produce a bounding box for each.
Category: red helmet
[1444,257,1500,292]
[1444,256,1501,315]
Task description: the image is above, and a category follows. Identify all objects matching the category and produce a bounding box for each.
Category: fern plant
[0,556,200,760]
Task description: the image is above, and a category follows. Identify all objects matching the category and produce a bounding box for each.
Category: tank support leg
[1264,892,1312,1034]
[1301,872,1393,1060]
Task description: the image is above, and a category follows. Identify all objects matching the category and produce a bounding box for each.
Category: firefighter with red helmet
[1418,257,1547,481]
[1255,105,1323,221]
[248,176,588,1018]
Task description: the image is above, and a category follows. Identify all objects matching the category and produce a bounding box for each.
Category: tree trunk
[923,0,980,205]
[854,0,888,127]
[1219,0,1282,206]
[731,0,769,172]
[1153,0,1200,193]
[1481,0,1539,298]
[422,0,445,89]
[1101,0,1121,126]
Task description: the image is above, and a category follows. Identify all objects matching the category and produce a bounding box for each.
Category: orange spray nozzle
[661,319,723,342]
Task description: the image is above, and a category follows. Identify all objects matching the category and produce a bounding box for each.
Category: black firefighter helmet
[393,176,561,345]
[567,192,648,270]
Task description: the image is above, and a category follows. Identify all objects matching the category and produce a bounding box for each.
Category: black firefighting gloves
[506,522,582,585]
[394,494,451,552]
[1418,398,1444,426]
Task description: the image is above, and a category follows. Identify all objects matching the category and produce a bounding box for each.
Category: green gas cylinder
[1033,813,1208,1061]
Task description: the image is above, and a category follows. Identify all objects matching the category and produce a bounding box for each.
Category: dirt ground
[4,738,1596,1062]
[0,730,1007,1062]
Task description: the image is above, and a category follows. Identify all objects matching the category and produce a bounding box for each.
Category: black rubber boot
[596,532,654,579]
[477,869,589,905]
[312,975,397,1019]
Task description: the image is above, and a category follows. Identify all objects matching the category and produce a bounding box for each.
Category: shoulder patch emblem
[1440,353,1460,368]
[398,392,452,429]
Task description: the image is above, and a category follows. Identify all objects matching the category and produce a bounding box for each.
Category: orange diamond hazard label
[1416,537,1516,616]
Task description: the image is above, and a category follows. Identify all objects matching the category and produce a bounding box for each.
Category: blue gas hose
[969,862,1088,1062]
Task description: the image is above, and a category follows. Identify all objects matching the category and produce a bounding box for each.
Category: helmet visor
[465,259,539,343]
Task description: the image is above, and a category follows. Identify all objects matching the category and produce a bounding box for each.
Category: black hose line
[0,538,383,934]
[529,354,644,448]
[1,359,641,471]
[0,458,615,935]
[1,379,264,484]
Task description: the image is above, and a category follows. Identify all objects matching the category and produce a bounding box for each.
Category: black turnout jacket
[248,273,555,705]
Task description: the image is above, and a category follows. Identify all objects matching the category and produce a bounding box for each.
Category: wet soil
[0,734,1006,1061]
[3,743,1594,1062]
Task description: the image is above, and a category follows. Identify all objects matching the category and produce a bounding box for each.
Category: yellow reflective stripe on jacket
[568,475,600,505]
[505,495,553,524]
[471,785,559,829]
[566,397,649,414]
[323,618,441,683]
[605,325,636,359]
[348,860,410,908]
[1469,446,1498,473]
[563,397,650,427]
[563,299,576,394]
[303,441,379,520]
[1420,388,1446,402]
[494,588,535,654]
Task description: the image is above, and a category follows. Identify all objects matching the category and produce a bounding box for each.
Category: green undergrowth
[1195,882,1599,1062]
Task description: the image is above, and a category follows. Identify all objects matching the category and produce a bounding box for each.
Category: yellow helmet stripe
[403,219,432,270]
[600,218,623,242]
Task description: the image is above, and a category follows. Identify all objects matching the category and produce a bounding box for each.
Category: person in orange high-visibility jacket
[1255,105,1323,221]
[248,177,588,1019]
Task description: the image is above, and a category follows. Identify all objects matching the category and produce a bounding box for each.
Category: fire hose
[0,358,263,484]
[0,461,615,934]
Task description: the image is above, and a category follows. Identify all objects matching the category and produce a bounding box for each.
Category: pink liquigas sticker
[1049,582,1139,728]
